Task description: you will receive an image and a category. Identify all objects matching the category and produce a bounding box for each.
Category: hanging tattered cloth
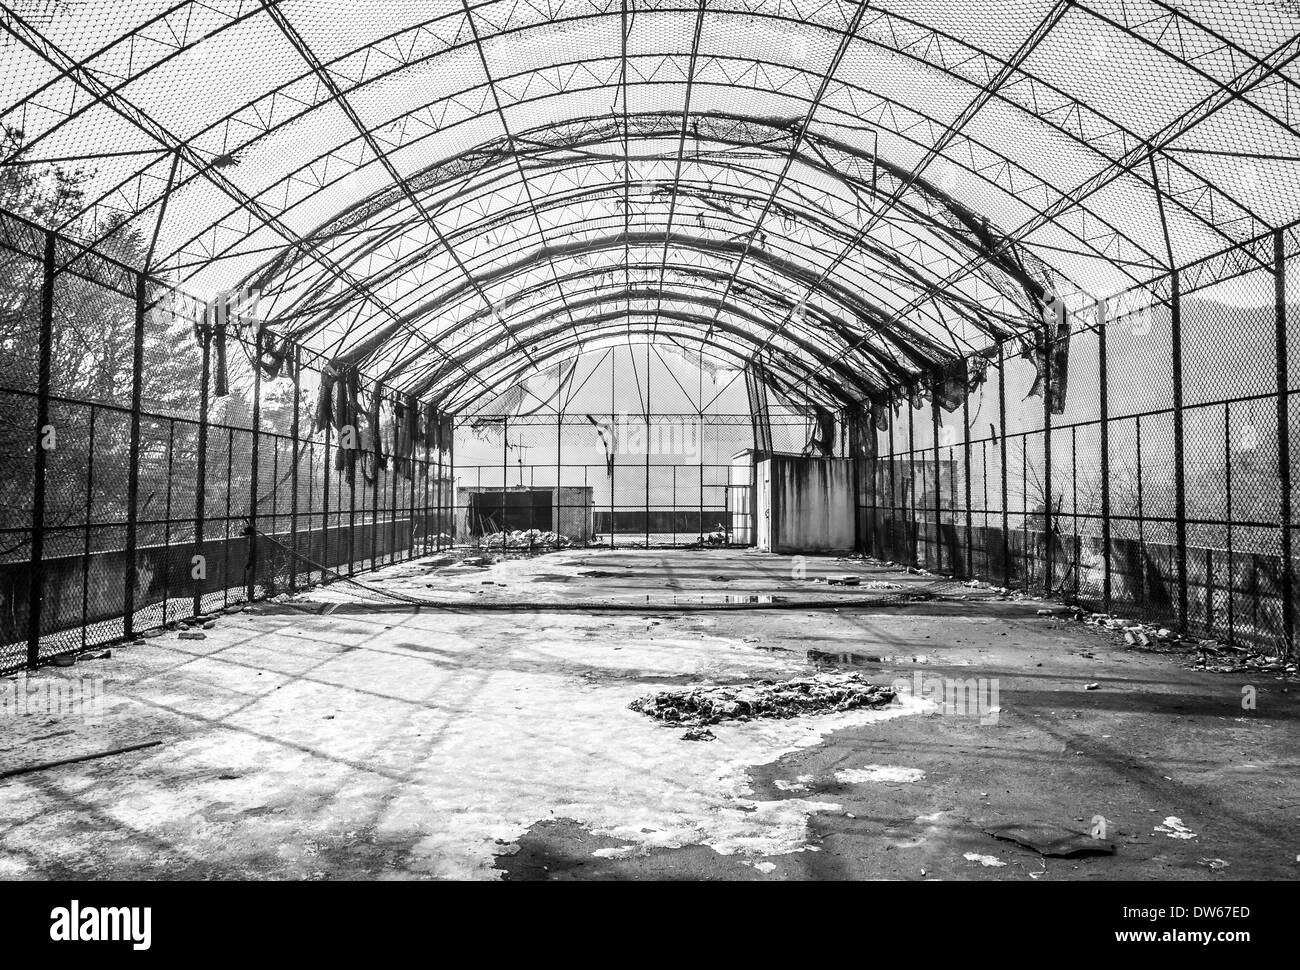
[392,394,417,480]
[802,406,836,457]
[362,385,387,480]
[330,365,361,485]
[869,395,890,432]
[420,401,455,453]
[253,325,299,381]
[586,414,615,477]
[315,363,338,433]
[1021,298,1072,414]
[194,306,230,397]
[422,400,440,450]
[932,358,968,413]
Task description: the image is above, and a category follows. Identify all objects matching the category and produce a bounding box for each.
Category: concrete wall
[757,457,856,554]
[455,486,594,542]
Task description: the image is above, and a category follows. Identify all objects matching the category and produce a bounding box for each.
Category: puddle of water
[807,649,933,666]
[643,594,790,605]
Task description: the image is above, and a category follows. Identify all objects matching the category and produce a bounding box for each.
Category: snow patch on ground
[1155,816,1197,840]
[835,765,925,784]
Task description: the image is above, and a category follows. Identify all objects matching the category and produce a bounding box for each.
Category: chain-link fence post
[122,270,148,639]
[1172,268,1189,628]
[288,348,301,589]
[1099,302,1111,614]
[245,333,263,601]
[192,323,211,617]
[1043,319,1054,595]
[931,384,941,573]
[998,342,1011,586]
[25,230,55,667]
[1275,230,1295,655]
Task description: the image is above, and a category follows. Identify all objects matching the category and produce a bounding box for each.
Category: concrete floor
[1,548,1296,880]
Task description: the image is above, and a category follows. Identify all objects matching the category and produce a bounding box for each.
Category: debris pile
[1040,606,1297,676]
[480,529,576,549]
[629,672,896,726]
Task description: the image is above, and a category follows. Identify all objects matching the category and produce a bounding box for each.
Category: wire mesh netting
[5,2,1300,668]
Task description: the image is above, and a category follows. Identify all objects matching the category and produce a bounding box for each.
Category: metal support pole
[192,325,211,616]
[449,422,456,546]
[322,422,332,575]
[1099,304,1111,614]
[390,408,400,564]
[1275,230,1295,654]
[888,405,897,561]
[123,271,147,637]
[435,425,444,552]
[246,332,263,601]
[998,342,1011,586]
[27,230,55,666]
[1043,318,1054,595]
[1224,402,1235,639]
[370,443,380,571]
[501,414,509,553]
[908,397,917,567]
[962,389,973,577]
[851,407,863,553]
[288,349,301,589]
[80,407,96,647]
[645,342,651,549]
[698,414,704,547]
[556,414,563,546]
[223,428,233,606]
[610,411,616,550]
[347,431,357,575]
[422,435,431,556]
[931,389,941,573]
[1171,268,1189,628]
[162,419,174,622]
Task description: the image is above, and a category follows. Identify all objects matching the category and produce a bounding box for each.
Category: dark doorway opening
[468,489,554,535]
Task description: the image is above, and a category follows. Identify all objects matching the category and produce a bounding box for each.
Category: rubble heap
[480,529,575,549]
[629,672,896,726]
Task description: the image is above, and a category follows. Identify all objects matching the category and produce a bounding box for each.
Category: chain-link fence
[0,210,454,674]
[862,227,1300,659]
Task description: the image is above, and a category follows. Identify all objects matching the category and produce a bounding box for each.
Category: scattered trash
[963,852,1007,868]
[178,631,206,640]
[1084,682,1100,690]
[829,575,861,586]
[1154,816,1197,840]
[985,821,1117,857]
[696,525,730,547]
[77,649,111,662]
[629,672,895,726]
[1198,858,1229,871]
[50,655,77,667]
